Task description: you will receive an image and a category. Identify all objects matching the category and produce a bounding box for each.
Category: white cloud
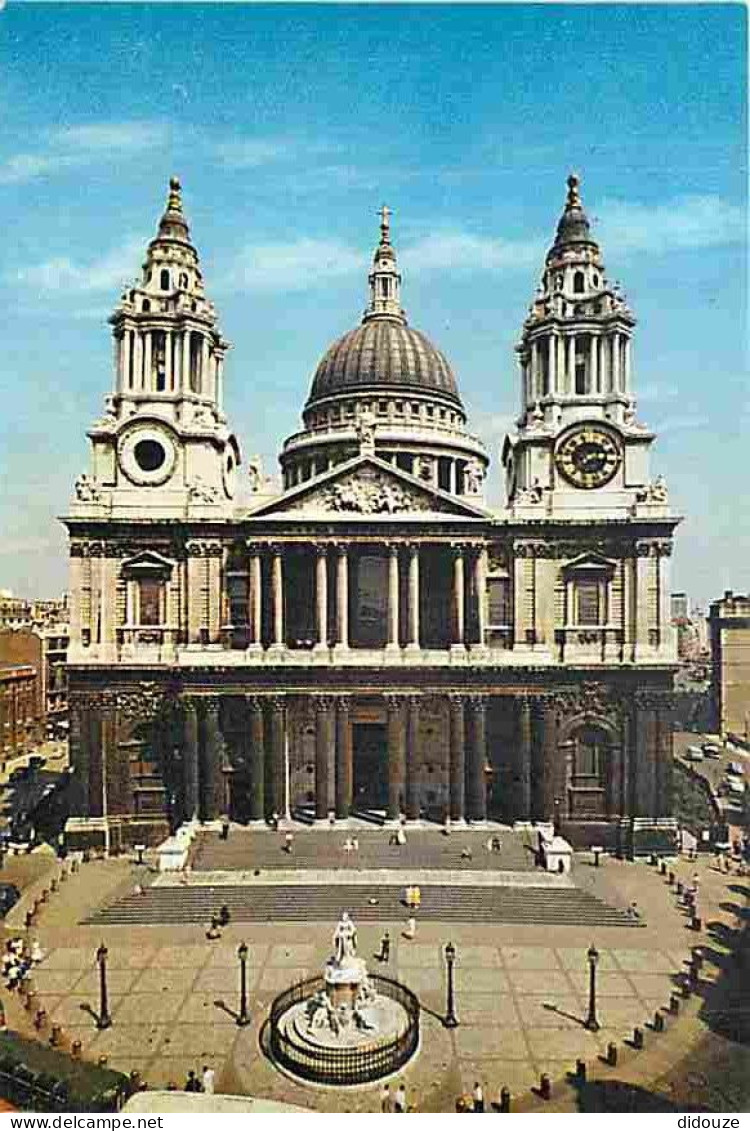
[214,138,292,169]
[13,236,145,294]
[406,231,544,274]
[596,195,746,257]
[0,121,167,186]
[653,412,710,434]
[225,238,365,293]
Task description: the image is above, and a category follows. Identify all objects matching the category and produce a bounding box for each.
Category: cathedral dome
[549,172,597,255]
[306,317,462,408]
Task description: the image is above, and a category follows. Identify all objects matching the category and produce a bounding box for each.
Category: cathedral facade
[63,175,680,852]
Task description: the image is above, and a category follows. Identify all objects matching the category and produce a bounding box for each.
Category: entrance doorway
[352,723,388,811]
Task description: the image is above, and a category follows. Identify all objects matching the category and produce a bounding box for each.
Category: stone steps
[84,883,640,928]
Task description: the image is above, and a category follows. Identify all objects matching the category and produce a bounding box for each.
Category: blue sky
[0,3,746,607]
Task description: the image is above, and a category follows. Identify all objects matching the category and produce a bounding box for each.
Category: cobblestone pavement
[1,843,747,1112]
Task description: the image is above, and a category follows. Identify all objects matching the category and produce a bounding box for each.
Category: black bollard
[660,860,667,876]
[668,870,675,885]
[606,1042,618,1067]
[540,1074,552,1100]
[676,880,683,895]
[669,994,680,1014]
[576,1059,586,1081]
[654,1010,665,1032]
[499,1087,511,1113]
[633,1027,644,1049]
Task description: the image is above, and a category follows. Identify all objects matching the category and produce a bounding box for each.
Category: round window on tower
[134,439,166,473]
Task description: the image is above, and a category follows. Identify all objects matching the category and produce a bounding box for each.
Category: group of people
[403,885,421,910]
[2,936,43,990]
[206,905,232,939]
[184,1065,215,1094]
[342,837,360,854]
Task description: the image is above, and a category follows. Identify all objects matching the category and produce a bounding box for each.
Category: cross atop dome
[378,204,392,246]
[166,176,183,214]
[565,172,581,210]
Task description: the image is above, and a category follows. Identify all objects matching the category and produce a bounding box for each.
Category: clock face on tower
[555,427,622,489]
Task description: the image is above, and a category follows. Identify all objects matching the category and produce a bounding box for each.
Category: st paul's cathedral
[63,174,680,853]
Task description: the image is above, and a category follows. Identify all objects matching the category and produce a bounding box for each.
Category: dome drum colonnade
[62,176,679,852]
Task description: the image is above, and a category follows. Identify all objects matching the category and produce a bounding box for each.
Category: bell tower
[502,173,667,519]
[71,178,241,517]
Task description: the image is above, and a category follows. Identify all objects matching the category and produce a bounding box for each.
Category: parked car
[727,761,745,778]
[702,743,722,758]
[0,884,20,917]
[684,746,704,762]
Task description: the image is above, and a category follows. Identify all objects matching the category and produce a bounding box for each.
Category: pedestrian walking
[201,1064,215,1094]
[220,816,230,841]
[218,904,231,927]
[403,916,416,940]
[379,931,391,963]
[380,1083,393,1112]
[284,831,294,854]
[473,1081,485,1112]
[413,885,421,909]
[394,1082,407,1112]
[184,1070,201,1093]
[206,915,221,940]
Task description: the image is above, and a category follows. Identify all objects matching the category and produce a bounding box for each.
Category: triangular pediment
[248,455,490,520]
[122,549,175,575]
[562,550,616,574]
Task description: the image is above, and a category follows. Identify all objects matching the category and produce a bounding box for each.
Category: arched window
[573,271,585,294]
[160,269,170,291]
[142,299,151,312]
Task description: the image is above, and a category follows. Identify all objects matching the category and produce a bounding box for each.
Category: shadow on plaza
[567,1078,711,1113]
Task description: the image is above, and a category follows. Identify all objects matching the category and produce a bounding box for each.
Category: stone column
[517,696,532,819]
[247,695,265,821]
[163,330,173,391]
[472,545,488,647]
[200,337,210,396]
[314,546,328,650]
[133,333,143,391]
[548,333,557,393]
[540,696,558,823]
[557,334,566,394]
[268,696,286,820]
[270,547,285,648]
[386,694,407,820]
[611,333,621,392]
[182,699,200,821]
[406,694,420,820]
[590,334,599,393]
[467,695,488,821]
[530,338,539,400]
[448,694,466,821]
[201,697,224,821]
[406,544,420,650]
[448,461,457,494]
[181,332,190,392]
[120,332,131,391]
[451,546,466,648]
[248,546,262,650]
[143,331,152,391]
[314,695,335,820]
[335,697,353,819]
[624,336,632,393]
[334,545,349,649]
[386,544,400,651]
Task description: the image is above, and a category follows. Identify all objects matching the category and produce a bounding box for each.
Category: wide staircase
[85,882,640,928]
[192,827,533,873]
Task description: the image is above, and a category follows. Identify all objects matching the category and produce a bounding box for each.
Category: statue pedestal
[324,957,368,1010]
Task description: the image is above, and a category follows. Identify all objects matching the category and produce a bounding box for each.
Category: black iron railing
[268,974,420,1086]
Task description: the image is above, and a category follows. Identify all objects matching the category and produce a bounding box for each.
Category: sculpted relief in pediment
[317,468,432,515]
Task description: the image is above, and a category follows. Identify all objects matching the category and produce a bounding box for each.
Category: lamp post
[444,941,459,1029]
[96,943,111,1030]
[237,941,250,1027]
[585,943,600,1032]
[553,796,562,836]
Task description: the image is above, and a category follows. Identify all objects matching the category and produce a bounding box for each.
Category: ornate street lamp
[96,942,111,1030]
[444,941,459,1029]
[237,941,251,1027]
[585,943,600,1032]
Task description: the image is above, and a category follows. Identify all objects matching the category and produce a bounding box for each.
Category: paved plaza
[2,831,746,1111]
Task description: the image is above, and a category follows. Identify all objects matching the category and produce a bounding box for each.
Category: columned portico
[314,546,329,650]
[386,544,400,651]
[451,546,466,649]
[334,545,349,650]
[405,694,420,820]
[247,694,265,821]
